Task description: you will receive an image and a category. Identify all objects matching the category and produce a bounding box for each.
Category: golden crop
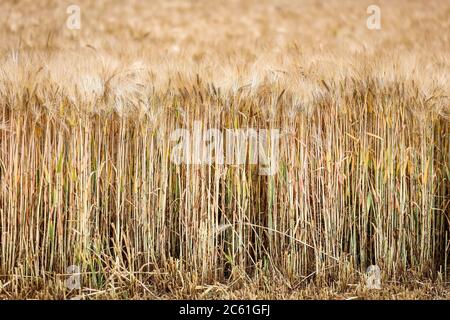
[0,0,449,299]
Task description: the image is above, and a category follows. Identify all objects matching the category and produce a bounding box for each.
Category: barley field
[0,0,449,299]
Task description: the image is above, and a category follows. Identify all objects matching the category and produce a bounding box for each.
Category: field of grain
[0,0,449,299]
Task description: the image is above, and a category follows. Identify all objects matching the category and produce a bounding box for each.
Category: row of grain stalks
[0,72,449,294]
